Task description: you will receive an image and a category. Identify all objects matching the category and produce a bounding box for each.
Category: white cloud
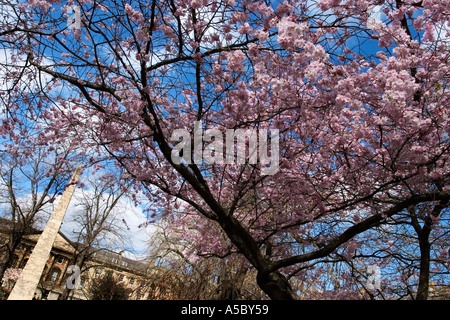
[59,180,155,261]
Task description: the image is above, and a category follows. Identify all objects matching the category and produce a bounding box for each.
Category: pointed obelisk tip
[71,166,83,183]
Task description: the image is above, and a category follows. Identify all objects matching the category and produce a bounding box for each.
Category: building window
[95,268,103,277]
[20,258,28,268]
[50,268,61,282]
[57,256,64,264]
[129,278,135,285]
[118,274,124,282]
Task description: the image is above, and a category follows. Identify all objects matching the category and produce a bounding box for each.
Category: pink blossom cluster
[224,50,246,71]
[277,17,309,51]
[1,268,22,284]
[124,4,145,24]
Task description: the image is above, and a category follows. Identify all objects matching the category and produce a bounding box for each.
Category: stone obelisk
[8,166,82,300]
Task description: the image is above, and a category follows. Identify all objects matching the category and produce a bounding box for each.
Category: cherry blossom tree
[1,267,22,288]
[0,267,21,299]
[0,0,449,299]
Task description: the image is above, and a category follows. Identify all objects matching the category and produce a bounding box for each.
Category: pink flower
[423,22,435,43]
[1,268,22,284]
[238,22,252,34]
[124,4,144,24]
[225,50,246,71]
[190,0,203,9]
[253,29,269,41]
[190,41,199,50]
[277,17,309,50]
[318,0,342,11]
[212,63,222,76]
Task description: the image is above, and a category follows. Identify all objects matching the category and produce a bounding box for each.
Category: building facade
[0,221,167,300]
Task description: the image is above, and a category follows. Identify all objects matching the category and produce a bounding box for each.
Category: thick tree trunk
[257,271,297,300]
[416,234,430,300]
[411,200,447,300]
[216,214,298,299]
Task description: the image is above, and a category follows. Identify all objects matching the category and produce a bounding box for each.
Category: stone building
[0,219,168,300]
